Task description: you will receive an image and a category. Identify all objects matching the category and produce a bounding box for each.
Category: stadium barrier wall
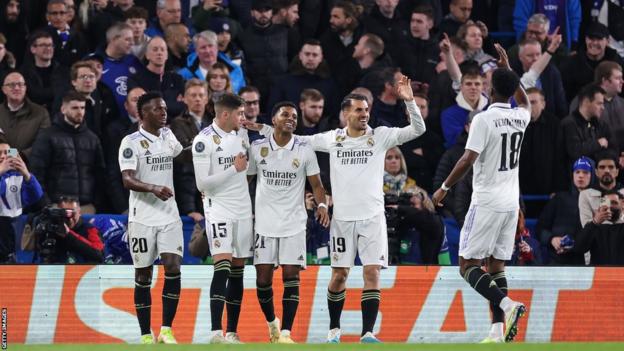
[1,266,622,344]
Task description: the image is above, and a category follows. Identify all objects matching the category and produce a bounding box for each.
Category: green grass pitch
[8,343,624,351]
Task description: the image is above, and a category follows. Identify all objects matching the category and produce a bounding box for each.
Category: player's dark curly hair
[137,91,163,120]
[491,68,520,99]
[271,101,297,118]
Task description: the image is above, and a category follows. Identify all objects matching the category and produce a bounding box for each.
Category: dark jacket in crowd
[239,23,290,100]
[399,130,445,193]
[0,98,50,157]
[20,59,70,114]
[320,25,365,78]
[559,46,624,102]
[0,0,29,66]
[361,5,407,58]
[433,132,467,215]
[519,109,561,195]
[103,116,138,213]
[537,187,586,265]
[42,25,89,67]
[397,205,445,264]
[336,53,393,99]
[170,110,212,216]
[558,110,614,171]
[29,115,105,207]
[128,69,186,122]
[267,59,339,117]
[397,34,440,85]
[515,63,568,119]
[574,222,624,265]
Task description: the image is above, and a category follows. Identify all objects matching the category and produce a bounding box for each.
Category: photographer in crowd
[384,147,444,264]
[35,195,104,264]
[573,190,624,265]
[0,139,44,263]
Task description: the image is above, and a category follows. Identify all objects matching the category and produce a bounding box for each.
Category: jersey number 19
[498,132,523,172]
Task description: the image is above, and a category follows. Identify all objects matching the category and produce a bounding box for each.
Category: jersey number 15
[498,132,523,172]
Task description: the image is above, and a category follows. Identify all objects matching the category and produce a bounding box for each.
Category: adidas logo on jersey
[260,159,267,165]
[216,146,223,152]
[336,143,343,147]
[144,150,151,156]
[298,255,304,261]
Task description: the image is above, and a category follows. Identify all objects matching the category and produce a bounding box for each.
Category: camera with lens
[33,206,74,263]
[384,192,413,263]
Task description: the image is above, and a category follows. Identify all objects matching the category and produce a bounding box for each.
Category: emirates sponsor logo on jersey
[146,155,173,171]
[262,169,297,186]
[336,149,374,165]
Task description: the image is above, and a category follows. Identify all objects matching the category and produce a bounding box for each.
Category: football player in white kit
[248,75,425,343]
[432,44,530,343]
[118,92,183,344]
[247,101,330,343]
[192,93,252,344]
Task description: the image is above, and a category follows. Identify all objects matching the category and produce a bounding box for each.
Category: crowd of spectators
[1,0,624,265]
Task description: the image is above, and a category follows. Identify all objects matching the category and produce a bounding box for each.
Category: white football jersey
[259,100,425,221]
[118,126,183,226]
[465,102,531,211]
[192,122,252,219]
[248,134,320,237]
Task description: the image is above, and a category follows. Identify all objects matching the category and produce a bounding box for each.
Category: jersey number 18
[498,132,523,171]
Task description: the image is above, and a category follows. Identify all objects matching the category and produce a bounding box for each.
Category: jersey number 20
[498,132,523,171]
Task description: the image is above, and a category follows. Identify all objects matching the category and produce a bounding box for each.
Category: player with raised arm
[192,93,251,344]
[118,91,184,344]
[247,101,330,343]
[246,75,425,343]
[432,44,530,343]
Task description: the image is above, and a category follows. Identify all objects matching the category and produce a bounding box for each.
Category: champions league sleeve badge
[123,148,133,159]
[195,141,205,152]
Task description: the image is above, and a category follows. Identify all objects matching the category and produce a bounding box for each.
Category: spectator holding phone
[0,138,44,263]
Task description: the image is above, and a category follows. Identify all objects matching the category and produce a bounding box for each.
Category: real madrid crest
[260,147,269,158]
[242,139,248,149]
[367,137,375,147]
[213,135,221,144]
[292,158,300,169]
[214,239,221,248]
[336,135,346,142]
[140,140,149,149]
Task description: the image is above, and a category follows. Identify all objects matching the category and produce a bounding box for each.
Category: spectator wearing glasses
[41,0,88,67]
[513,0,580,51]
[20,30,70,114]
[0,71,50,158]
[239,85,265,142]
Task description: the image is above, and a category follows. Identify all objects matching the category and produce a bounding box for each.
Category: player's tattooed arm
[121,170,174,201]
